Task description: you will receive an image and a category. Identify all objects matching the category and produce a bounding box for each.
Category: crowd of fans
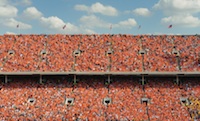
[0,76,200,120]
[111,35,142,72]
[75,35,109,72]
[174,36,200,71]
[107,77,147,120]
[143,35,177,71]
[0,34,200,72]
[145,78,190,120]
[0,34,200,120]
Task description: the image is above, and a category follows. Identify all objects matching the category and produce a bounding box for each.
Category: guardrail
[0,71,200,76]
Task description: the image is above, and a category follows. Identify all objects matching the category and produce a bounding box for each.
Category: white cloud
[20,0,32,6]
[40,16,79,33]
[40,16,66,29]
[80,15,137,30]
[154,0,200,15]
[9,0,32,6]
[0,4,18,18]
[74,4,88,11]
[0,0,7,5]
[84,29,96,34]
[114,18,137,29]
[40,16,97,34]
[3,18,32,29]
[91,2,118,16]
[154,0,200,28]
[0,0,33,30]
[5,31,16,35]
[162,14,200,27]
[74,2,118,16]
[80,15,110,28]
[23,7,43,19]
[133,8,151,17]
[0,0,30,30]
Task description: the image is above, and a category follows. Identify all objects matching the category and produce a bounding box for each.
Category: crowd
[0,34,200,72]
[145,78,190,120]
[143,35,177,71]
[0,77,200,120]
[174,36,200,71]
[75,35,109,72]
[110,35,142,72]
[107,77,147,120]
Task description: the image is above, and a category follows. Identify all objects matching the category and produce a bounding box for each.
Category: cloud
[133,8,151,17]
[162,14,200,27]
[40,16,98,34]
[9,0,32,6]
[74,2,118,16]
[80,15,137,30]
[74,4,88,11]
[84,29,96,34]
[5,31,16,35]
[80,15,110,28]
[23,7,43,19]
[40,16,66,29]
[40,16,79,33]
[20,0,32,6]
[3,18,32,29]
[154,0,200,15]
[0,4,18,18]
[0,0,7,5]
[154,0,200,28]
[114,18,137,29]
[0,0,33,30]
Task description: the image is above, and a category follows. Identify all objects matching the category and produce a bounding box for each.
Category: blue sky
[0,0,200,35]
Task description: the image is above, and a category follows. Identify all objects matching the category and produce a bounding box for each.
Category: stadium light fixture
[65,98,74,106]
[73,50,81,57]
[103,97,112,105]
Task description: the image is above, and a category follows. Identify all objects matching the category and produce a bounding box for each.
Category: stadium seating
[107,77,147,120]
[143,35,177,71]
[0,34,200,72]
[111,35,142,72]
[144,78,190,120]
[1,76,200,120]
[1,34,200,120]
[75,35,108,72]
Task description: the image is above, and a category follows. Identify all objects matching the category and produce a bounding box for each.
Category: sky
[0,0,200,35]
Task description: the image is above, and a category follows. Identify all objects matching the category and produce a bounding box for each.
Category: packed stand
[75,35,109,72]
[46,35,76,72]
[0,76,74,120]
[0,76,148,120]
[110,35,142,72]
[144,78,191,120]
[186,97,200,120]
[180,78,200,98]
[107,77,148,120]
[0,35,17,71]
[180,78,200,120]
[2,35,48,72]
[143,35,177,71]
[0,34,200,72]
[174,35,200,71]
[1,76,200,120]
[66,78,108,120]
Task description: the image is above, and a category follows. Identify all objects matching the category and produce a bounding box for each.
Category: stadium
[0,34,200,120]
[1,0,200,121]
